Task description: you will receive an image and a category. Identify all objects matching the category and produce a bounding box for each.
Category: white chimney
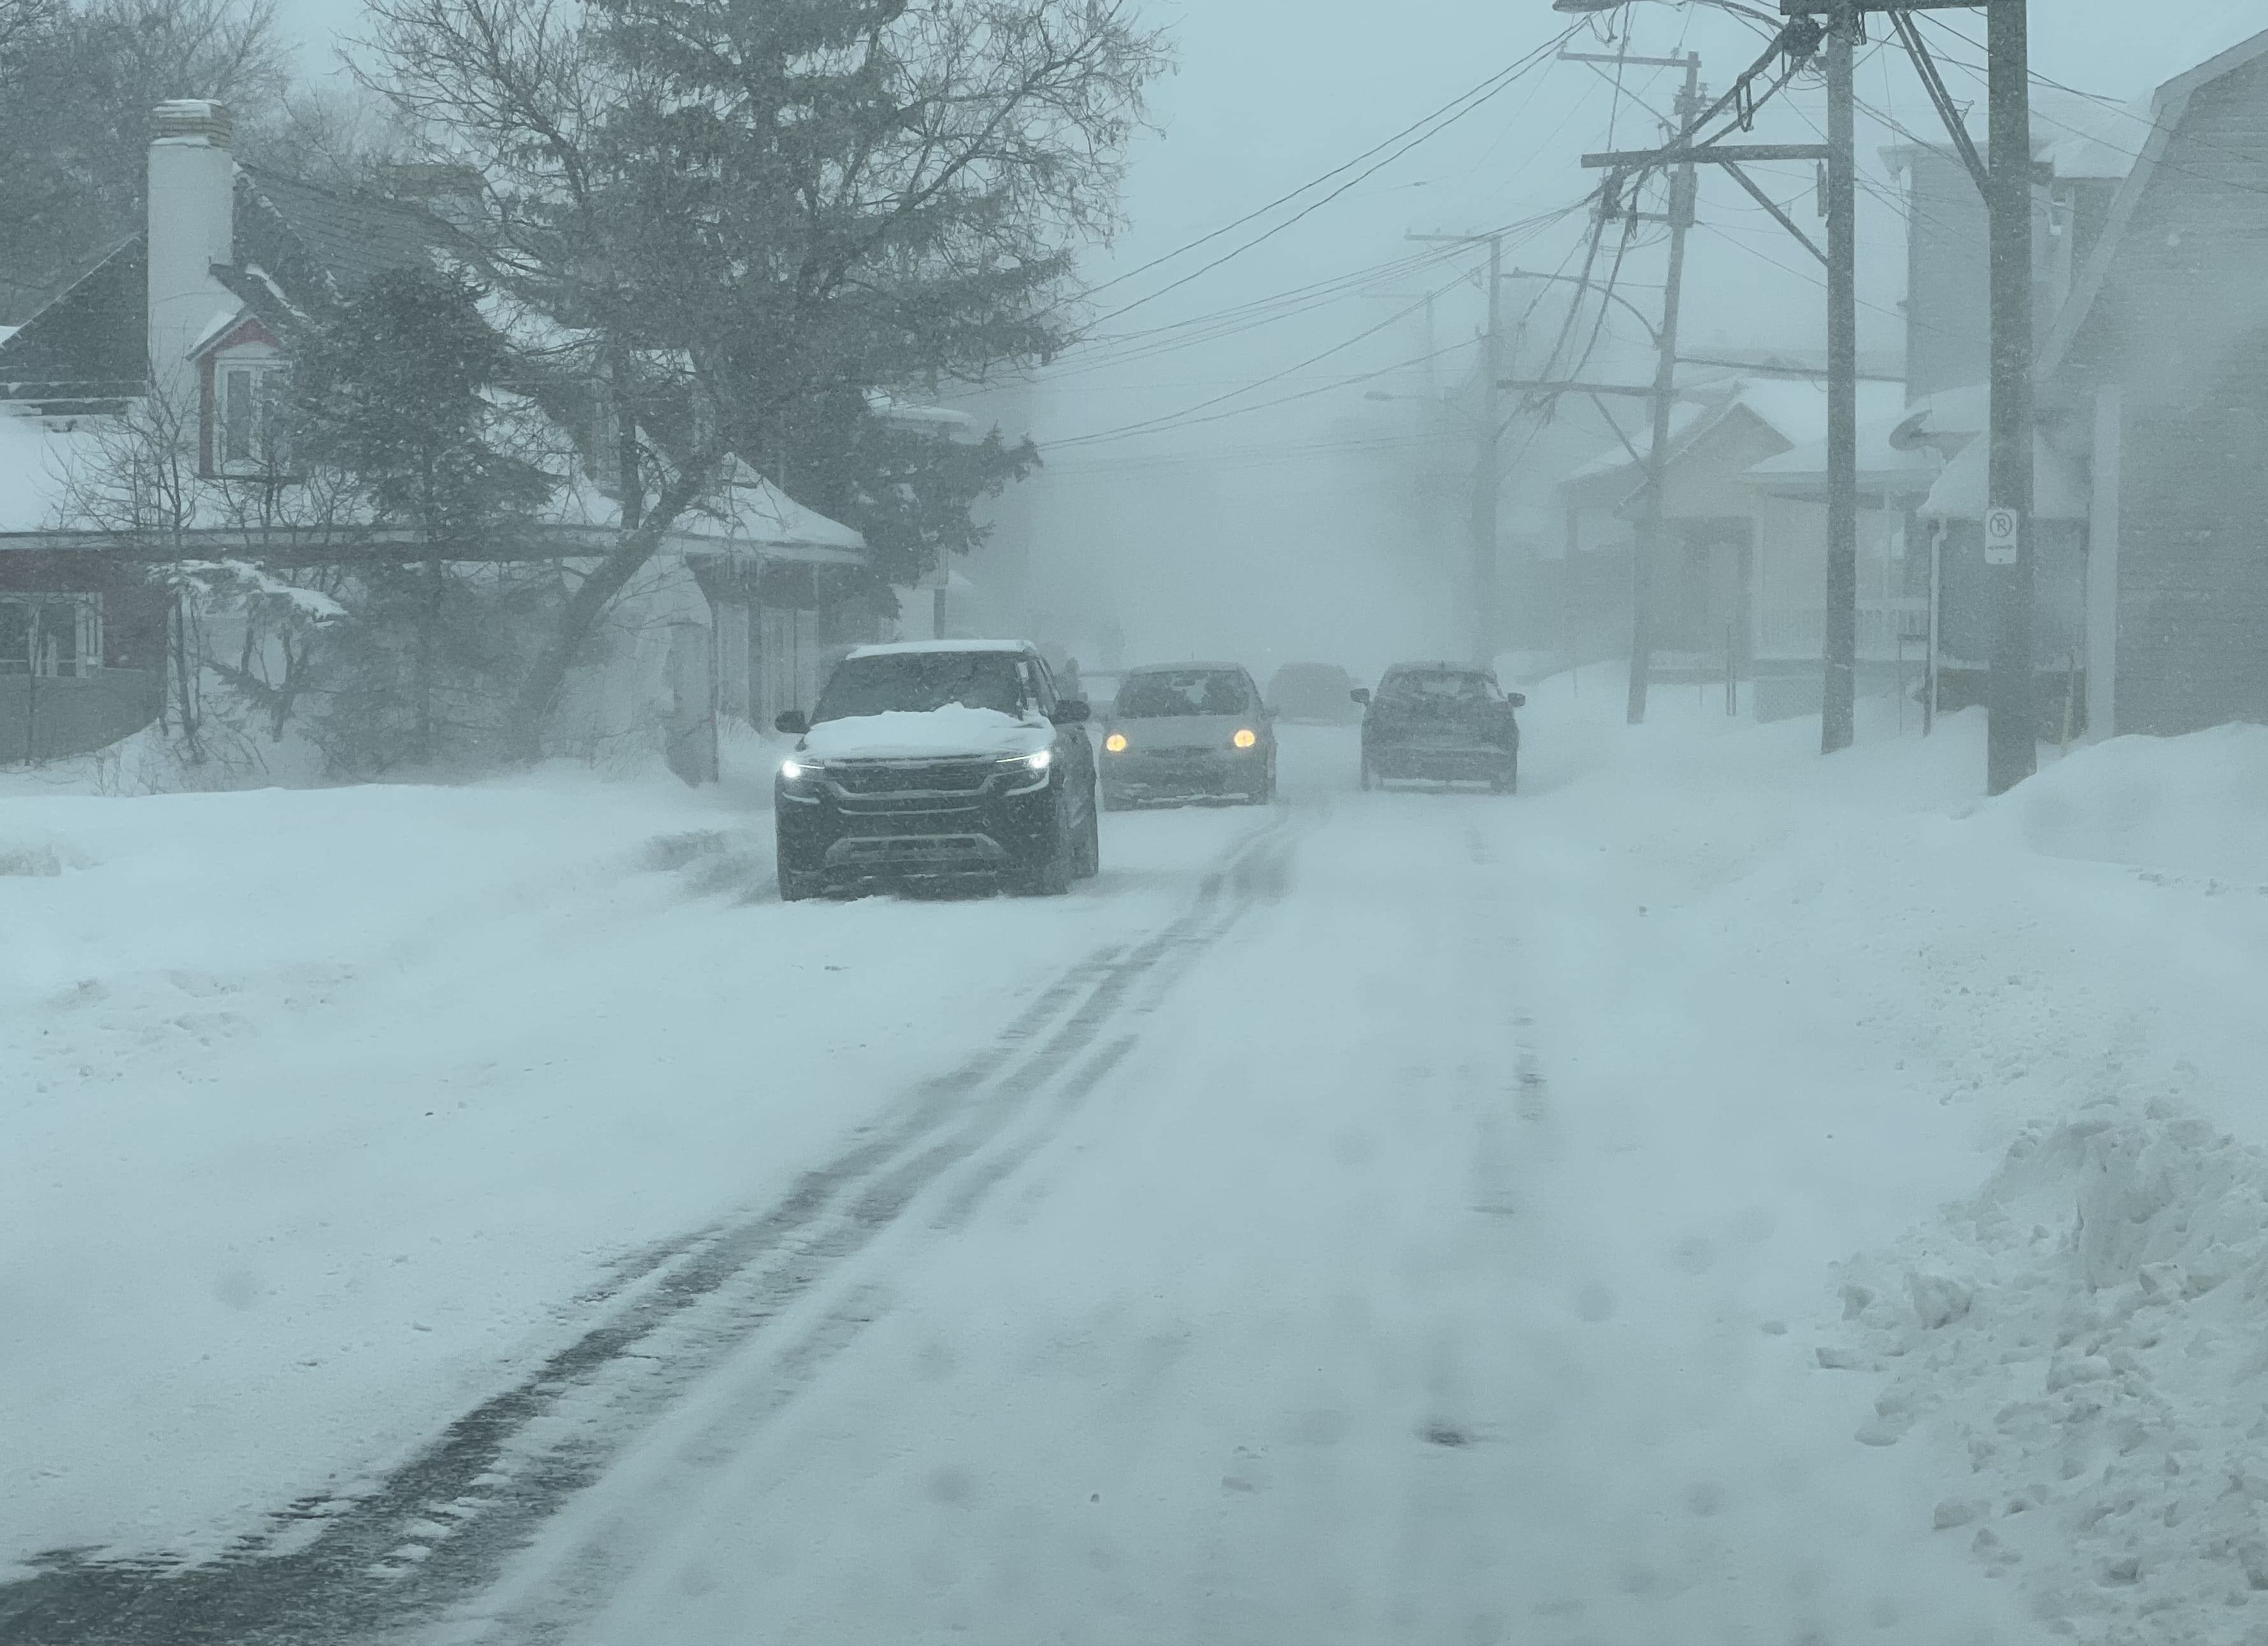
[146,99,236,409]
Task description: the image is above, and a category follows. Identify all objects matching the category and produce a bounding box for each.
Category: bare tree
[51,384,355,761]
[357,0,1169,759]
[0,0,294,315]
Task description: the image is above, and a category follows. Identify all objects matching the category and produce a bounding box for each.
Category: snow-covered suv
[772,641,1101,900]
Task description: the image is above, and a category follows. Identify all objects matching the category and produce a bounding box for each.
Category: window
[0,594,101,677]
[213,358,290,474]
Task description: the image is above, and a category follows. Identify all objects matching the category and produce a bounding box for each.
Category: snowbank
[1834,1103,2268,1643]
[1976,721,2268,886]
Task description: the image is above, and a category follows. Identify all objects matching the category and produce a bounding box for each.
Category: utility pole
[1768,0,2034,788]
[1821,1,1858,753]
[1985,0,2036,793]
[1480,231,1503,667]
[1409,230,1506,665]
[1626,50,1701,726]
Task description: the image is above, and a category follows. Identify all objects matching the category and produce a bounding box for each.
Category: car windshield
[1115,668,1250,718]
[1379,669,1498,704]
[813,651,1029,721]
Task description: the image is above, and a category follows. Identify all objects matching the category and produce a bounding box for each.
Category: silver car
[1099,662,1276,808]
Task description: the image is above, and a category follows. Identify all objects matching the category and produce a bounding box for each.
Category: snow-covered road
[17,691,2268,1643]
[411,732,2040,1646]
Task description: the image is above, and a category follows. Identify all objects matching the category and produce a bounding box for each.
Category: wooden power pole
[1629,52,1701,726]
[1984,0,2037,793]
[1821,1,1859,753]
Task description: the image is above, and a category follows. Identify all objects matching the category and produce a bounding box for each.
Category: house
[2034,27,2268,738]
[1878,96,2135,735]
[0,99,877,770]
[1557,373,1918,718]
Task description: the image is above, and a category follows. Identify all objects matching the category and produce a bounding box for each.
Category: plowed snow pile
[1810,723,2268,1645]
[1834,1105,2268,1645]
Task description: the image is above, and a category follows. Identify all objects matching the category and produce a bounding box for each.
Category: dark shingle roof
[0,235,149,411]
[234,166,453,304]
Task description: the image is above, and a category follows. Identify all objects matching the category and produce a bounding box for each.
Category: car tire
[1359,755,1376,791]
[1491,751,1519,795]
[1252,761,1276,805]
[1074,790,1101,879]
[1019,795,1075,896]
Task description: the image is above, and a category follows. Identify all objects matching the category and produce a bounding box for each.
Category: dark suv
[773,641,1099,899]
[1352,663,1525,793]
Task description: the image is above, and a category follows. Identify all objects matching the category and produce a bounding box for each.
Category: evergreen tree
[288,265,561,772]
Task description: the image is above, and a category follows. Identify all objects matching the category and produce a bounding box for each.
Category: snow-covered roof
[1921,431,2090,522]
[1889,383,1992,455]
[847,638,1031,658]
[1565,378,1908,495]
[865,389,977,433]
[1564,398,1715,486]
[2035,90,2150,182]
[1743,392,1941,500]
[0,404,865,565]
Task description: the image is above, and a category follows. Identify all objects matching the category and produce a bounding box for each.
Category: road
[2,723,2048,1646]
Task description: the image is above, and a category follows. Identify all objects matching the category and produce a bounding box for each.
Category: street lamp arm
[1501,266,1662,346]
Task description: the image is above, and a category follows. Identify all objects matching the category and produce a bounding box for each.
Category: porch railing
[1757,597,1929,662]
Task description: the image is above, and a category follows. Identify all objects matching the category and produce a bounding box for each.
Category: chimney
[146,99,236,409]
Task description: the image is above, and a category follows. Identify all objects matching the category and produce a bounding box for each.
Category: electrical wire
[1082,21,1590,329]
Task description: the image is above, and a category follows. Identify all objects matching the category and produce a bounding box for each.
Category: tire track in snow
[439,820,1304,1646]
[0,812,1300,1646]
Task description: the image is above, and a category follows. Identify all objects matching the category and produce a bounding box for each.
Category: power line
[1039,192,1606,447]
[1043,308,1488,451]
[1084,22,1589,329]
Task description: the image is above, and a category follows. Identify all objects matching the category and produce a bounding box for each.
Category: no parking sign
[1983,506,2021,566]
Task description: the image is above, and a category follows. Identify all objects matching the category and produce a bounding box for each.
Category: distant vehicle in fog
[1266,662,1364,724]
[1352,663,1524,793]
[1101,662,1276,809]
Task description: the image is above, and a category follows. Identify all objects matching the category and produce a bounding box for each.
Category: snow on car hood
[799,706,1051,761]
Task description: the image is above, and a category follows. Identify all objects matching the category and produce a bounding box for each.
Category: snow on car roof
[845,638,1031,658]
[1122,661,1249,675]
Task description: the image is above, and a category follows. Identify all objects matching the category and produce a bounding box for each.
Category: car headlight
[1232,727,1259,749]
[780,757,823,782]
[996,748,1052,774]
[1104,732,1128,753]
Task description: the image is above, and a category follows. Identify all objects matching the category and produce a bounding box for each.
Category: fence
[1757,597,1930,662]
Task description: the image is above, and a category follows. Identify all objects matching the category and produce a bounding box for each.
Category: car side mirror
[774,709,809,735]
[1508,693,1527,709]
[1052,699,1091,725]
[1350,688,1371,706]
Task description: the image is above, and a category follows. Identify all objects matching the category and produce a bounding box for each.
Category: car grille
[827,758,993,796]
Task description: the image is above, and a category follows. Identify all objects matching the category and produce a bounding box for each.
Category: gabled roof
[1563,378,1900,498]
[234,166,452,306]
[2039,26,2268,380]
[0,236,149,411]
